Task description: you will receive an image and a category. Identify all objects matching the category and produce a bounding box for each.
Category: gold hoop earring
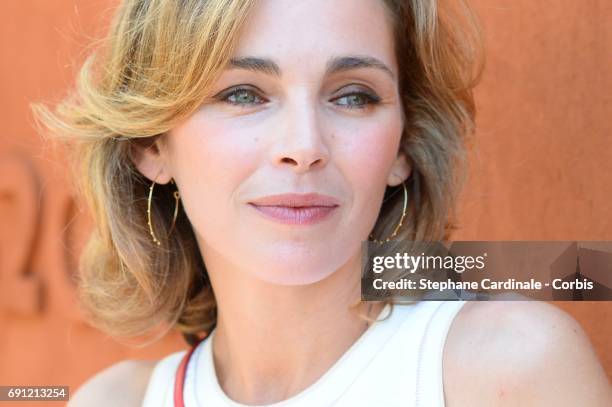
[147,176,180,246]
[369,181,408,244]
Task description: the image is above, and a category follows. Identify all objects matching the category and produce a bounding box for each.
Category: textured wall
[453,0,611,379]
[0,0,610,401]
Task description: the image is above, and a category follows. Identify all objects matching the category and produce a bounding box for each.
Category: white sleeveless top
[142,301,466,407]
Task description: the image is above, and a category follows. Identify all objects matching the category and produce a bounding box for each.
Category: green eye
[334,92,380,109]
[219,87,265,106]
[229,89,257,104]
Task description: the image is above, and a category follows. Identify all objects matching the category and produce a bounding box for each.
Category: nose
[271,96,330,174]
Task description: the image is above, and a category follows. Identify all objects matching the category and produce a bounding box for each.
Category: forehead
[232,0,397,75]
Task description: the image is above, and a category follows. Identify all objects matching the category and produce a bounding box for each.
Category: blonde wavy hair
[31,0,483,346]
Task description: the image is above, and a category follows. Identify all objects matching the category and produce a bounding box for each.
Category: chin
[246,252,346,286]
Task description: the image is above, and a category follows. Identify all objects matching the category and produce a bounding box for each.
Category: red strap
[173,342,202,407]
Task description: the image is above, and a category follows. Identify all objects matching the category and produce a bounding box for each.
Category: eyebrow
[227,55,395,80]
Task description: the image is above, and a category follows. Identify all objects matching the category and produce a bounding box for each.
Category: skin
[444,301,612,406]
[69,0,612,405]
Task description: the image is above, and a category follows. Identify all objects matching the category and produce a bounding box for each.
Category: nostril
[281,157,297,165]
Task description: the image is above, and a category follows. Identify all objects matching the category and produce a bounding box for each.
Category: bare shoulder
[443,301,612,407]
[68,359,157,407]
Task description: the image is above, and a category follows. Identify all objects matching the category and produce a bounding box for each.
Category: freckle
[498,388,505,398]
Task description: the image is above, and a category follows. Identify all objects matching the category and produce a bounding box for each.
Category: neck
[201,246,385,405]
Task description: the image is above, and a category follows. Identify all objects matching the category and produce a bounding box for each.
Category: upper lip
[248,193,340,207]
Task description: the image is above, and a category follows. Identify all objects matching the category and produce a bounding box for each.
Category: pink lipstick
[248,193,340,225]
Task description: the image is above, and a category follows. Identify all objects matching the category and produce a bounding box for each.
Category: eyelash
[215,86,381,110]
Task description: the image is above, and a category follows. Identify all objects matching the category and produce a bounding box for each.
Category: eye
[216,86,266,107]
[332,90,381,109]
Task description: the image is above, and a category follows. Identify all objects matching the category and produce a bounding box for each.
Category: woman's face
[153,0,410,285]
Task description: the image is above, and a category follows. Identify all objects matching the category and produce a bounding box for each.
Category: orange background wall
[0,0,610,404]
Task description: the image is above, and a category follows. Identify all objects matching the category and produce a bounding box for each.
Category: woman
[33,0,610,405]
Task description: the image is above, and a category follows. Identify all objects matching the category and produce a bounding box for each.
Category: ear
[387,151,411,187]
[129,135,173,184]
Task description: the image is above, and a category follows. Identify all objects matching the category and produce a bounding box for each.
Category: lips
[247,193,340,225]
[248,193,340,207]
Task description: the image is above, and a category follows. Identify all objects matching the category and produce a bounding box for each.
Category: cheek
[168,116,259,233]
[333,110,403,237]
[335,113,403,188]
